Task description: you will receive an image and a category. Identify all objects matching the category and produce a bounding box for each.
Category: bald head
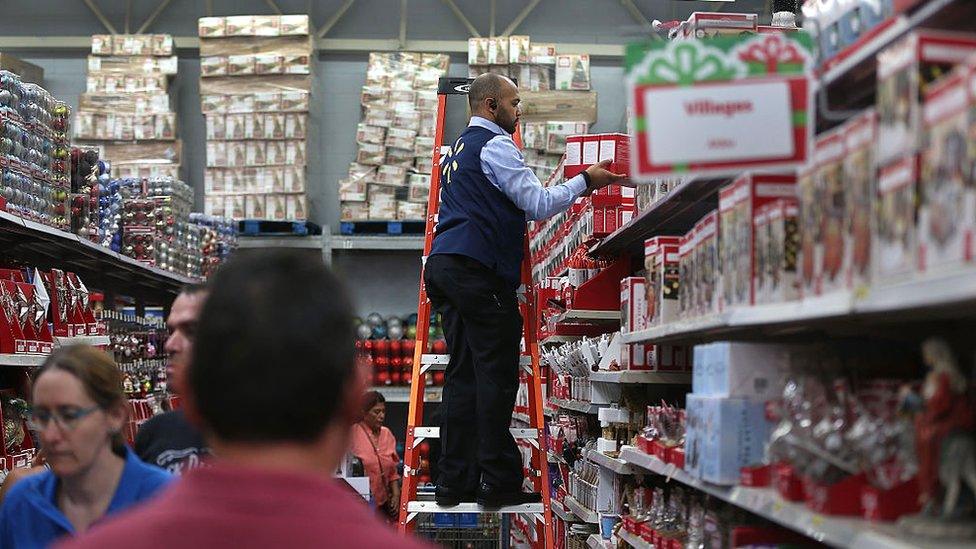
[468,72,521,134]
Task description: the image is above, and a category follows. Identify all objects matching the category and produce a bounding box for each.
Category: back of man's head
[190,249,356,443]
[468,72,511,112]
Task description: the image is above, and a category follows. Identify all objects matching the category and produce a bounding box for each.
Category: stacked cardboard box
[467,37,597,181]
[340,52,449,221]
[198,15,312,221]
[74,34,180,179]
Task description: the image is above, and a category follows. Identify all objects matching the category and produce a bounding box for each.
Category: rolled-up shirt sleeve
[480,135,587,221]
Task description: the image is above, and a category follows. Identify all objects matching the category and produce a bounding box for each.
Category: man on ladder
[424,73,626,508]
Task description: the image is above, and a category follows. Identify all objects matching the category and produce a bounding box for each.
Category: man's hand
[582,159,629,196]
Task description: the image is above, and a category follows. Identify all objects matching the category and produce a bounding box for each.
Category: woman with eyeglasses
[0,345,172,547]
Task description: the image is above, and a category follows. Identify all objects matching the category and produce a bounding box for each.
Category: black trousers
[423,253,524,492]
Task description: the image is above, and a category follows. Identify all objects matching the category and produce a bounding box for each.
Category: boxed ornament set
[340,52,449,221]
[199,15,312,221]
[0,71,73,231]
[74,34,181,180]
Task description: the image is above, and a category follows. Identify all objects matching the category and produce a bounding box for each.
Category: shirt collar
[31,447,146,533]
[469,116,509,137]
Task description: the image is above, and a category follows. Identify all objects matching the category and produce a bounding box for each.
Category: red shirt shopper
[58,464,426,549]
[60,250,429,549]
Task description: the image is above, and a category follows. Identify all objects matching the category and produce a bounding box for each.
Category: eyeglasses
[27,406,100,432]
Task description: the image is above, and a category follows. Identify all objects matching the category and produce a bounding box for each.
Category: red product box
[693,211,719,317]
[678,229,696,319]
[803,473,868,516]
[591,205,607,235]
[740,463,772,487]
[682,11,758,39]
[666,446,684,469]
[621,343,651,371]
[650,344,691,371]
[842,109,877,290]
[861,477,920,521]
[877,30,976,165]
[650,439,668,462]
[918,68,974,274]
[637,435,655,455]
[564,133,630,179]
[640,522,655,543]
[773,463,805,502]
[718,173,797,310]
[644,236,681,327]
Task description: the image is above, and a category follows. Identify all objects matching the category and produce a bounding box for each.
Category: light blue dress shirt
[469,116,588,221]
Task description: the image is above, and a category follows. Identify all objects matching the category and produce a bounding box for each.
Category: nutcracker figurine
[900,337,976,539]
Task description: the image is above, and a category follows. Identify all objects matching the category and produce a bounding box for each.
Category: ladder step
[406,501,545,514]
[420,354,533,371]
[413,426,538,439]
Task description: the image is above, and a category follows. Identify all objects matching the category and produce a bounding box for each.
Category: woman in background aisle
[351,390,401,520]
[0,346,172,547]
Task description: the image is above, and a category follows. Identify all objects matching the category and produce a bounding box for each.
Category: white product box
[287,194,307,220]
[488,37,509,65]
[875,156,919,281]
[468,38,489,65]
[918,69,974,274]
[509,35,531,64]
[691,342,791,400]
[620,277,647,335]
[644,236,681,327]
[555,54,590,90]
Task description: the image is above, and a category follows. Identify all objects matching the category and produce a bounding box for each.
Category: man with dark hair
[134,283,210,474]
[63,251,428,549]
[426,72,626,507]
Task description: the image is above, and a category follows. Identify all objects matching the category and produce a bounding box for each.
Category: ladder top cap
[438,77,474,95]
[439,75,520,95]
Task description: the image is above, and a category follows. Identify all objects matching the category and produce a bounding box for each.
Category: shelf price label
[625,32,814,179]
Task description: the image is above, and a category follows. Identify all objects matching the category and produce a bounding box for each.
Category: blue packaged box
[685,394,773,485]
[691,342,791,400]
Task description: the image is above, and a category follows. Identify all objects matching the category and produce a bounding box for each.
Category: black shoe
[435,485,473,507]
[475,483,542,507]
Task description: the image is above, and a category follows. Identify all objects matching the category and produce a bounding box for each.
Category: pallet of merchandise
[339,220,425,236]
[238,219,321,237]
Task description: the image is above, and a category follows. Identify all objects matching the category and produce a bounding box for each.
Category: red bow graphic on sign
[737,34,807,75]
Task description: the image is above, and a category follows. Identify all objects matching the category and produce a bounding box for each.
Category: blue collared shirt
[0,447,172,548]
[470,116,587,221]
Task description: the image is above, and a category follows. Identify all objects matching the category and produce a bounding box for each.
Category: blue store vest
[430,125,525,289]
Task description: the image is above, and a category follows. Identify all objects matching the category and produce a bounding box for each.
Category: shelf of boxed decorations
[536,2,976,549]
[0,60,236,477]
[521,85,693,549]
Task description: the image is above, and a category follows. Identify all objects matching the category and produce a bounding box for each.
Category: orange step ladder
[397,76,554,549]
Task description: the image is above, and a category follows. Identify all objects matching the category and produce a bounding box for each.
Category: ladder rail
[398,77,553,549]
[398,90,448,529]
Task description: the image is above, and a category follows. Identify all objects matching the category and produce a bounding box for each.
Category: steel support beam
[264,0,283,15]
[0,35,625,58]
[442,0,481,37]
[621,0,652,29]
[317,0,357,38]
[137,0,174,34]
[125,0,132,34]
[490,0,496,36]
[399,0,408,49]
[82,0,119,35]
[501,0,541,37]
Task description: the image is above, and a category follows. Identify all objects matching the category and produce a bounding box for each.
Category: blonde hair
[35,345,128,456]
